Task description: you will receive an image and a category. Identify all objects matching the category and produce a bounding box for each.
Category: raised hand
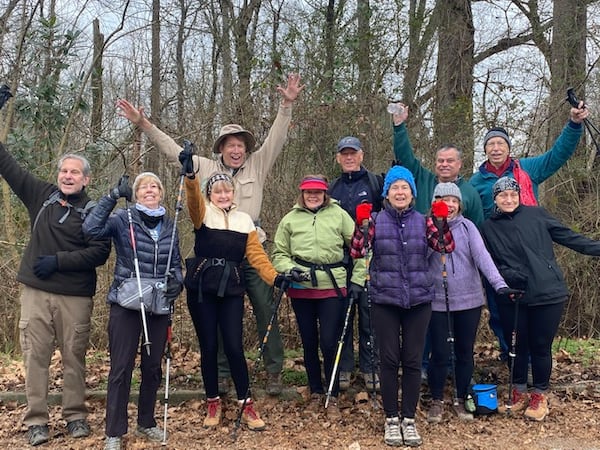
[116,99,147,127]
[277,73,304,106]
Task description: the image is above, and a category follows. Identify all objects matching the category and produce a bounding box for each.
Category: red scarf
[512,159,537,206]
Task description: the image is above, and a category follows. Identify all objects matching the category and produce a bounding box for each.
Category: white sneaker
[400,417,422,447]
[384,416,403,446]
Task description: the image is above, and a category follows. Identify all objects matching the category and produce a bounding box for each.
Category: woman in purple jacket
[353,166,431,447]
[425,183,517,424]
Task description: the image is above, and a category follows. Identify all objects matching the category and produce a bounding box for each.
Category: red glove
[356,202,373,225]
[431,200,449,219]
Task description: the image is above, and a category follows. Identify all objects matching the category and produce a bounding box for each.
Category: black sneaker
[67,419,91,438]
[27,425,49,446]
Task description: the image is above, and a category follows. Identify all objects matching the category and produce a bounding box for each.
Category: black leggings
[187,291,249,400]
[497,299,564,392]
[373,302,431,418]
[427,307,481,400]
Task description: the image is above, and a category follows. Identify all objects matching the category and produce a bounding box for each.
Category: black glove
[289,267,309,282]
[165,271,183,301]
[348,282,364,299]
[0,84,13,111]
[178,144,195,179]
[497,287,525,300]
[274,273,291,289]
[109,176,132,201]
[33,255,58,279]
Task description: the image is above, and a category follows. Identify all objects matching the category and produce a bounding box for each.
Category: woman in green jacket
[272,175,365,419]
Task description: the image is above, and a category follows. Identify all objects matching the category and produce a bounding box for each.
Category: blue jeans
[339,289,378,373]
[485,281,509,356]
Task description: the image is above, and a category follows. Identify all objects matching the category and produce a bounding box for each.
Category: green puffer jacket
[272,200,366,289]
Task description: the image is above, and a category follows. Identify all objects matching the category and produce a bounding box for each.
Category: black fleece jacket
[0,143,110,297]
[481,205,600,306]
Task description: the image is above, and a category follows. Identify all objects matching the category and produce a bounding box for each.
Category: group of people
[3,73,598,449]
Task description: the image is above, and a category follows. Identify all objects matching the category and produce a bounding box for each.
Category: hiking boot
[524,392,549,421]
[135,425,165,442]
[240,399,266,431]
[451,400,474,421]
[306,393,323,413]
[384,416,403,447]
[339,371,351,391]
[362,371,380,391]
[266,372,283,396]
[325,397,341,420]
[104,436,122,450]
[67,419,91,438]
[401,417,422,447]
[427,399,444,423]
[203,398,222,428]
[27,425,49,446]
[218,377,231,396]
[498,388,529,414]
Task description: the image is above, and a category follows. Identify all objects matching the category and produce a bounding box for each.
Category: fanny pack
[115,277,170,315]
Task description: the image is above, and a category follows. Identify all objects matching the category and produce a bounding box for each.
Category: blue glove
[33,255,58,279]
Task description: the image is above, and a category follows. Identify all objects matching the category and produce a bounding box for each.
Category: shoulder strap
[367,172,384,209]
[32,190,62,232]
[32,192,97,232]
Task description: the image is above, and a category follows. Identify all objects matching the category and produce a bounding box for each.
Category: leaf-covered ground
[1,341,599,449]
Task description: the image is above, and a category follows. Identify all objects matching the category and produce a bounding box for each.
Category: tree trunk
[91,19,103,142]
[148,0,161,174]
[433,0,474,175]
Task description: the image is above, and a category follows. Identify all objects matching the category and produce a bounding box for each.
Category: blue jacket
[83,195,183,304]
[370,203,433,308]
[328,167,383,218]
[470,121,583,219]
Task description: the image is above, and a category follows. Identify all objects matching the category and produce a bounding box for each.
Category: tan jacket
[145,104,292,222]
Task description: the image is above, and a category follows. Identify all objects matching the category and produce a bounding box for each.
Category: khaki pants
[19,285,93,426]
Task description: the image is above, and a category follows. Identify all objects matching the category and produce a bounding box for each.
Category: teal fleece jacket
[393,123,484,226]
[470,121,583,219]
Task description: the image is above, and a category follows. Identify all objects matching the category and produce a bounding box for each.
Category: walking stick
[125,191,152,356]
[232,277,291,440]
[357,203,378,409]
[161,140,191,445]
[567,87,600,156]
[325,291,354,409]
[505,295,520,413]
[432,206,459,407]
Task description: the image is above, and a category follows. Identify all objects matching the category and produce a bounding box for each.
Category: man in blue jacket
[470,101,589,359]
[328,136,382,392]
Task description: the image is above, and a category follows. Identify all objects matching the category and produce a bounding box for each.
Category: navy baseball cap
[336,136,363,152]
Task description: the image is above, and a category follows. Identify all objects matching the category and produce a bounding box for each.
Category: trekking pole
[161,307,172,446]
[357,204,378,409]
[161,141,191,445]
[325,292,354,409]
[231,277,291,440]
[566,87,600,157]
[125,195,152,356]
[433,212,459,407]
[505,295,520,414]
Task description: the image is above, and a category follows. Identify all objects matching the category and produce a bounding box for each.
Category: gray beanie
[432,182,462,202]
[492,177,520,198]
[483,127,511,150]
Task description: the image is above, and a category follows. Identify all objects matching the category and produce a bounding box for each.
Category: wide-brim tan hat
[212,124,256,154]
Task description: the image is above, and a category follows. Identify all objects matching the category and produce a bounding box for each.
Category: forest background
[0,0,600,353]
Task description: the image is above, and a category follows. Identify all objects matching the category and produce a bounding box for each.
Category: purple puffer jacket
[370,204,433,308]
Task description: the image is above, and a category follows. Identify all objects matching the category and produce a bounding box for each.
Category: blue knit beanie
[382,166,417,198]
